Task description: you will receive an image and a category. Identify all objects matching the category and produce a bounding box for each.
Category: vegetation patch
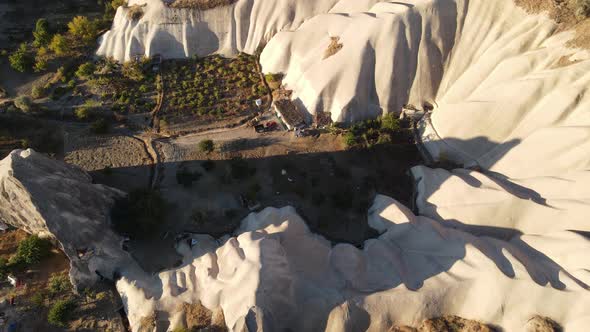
[47,298,76,327]
[343,113,402,148]
[324,36,343,59]
[160,53,268,125]
[169,0,239,10]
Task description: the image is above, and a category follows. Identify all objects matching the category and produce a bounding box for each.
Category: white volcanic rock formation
[72,0,590,330]
[0,149,135,287]
[97,0,384,61]
[116,203,590,331]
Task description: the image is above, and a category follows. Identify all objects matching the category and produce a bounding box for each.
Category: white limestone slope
[0,150,135,287]
[117,203,590,332]
[97,0,374,61]
[91,0,590,329]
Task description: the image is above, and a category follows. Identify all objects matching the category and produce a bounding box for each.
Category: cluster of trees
[343,113,401,148]
[7,0,128,74]
[81,58,157,114]
[9,15,102,73]
[0,235,51,281]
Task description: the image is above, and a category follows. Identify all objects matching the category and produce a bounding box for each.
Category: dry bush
[574,0,590,18]
[127,4,145,20]
[138,313,156,332]
[418,316,493,332]
[324,36,343,59]
[525,316,562,332]
[180,302,227,331]
[169,0,238,10]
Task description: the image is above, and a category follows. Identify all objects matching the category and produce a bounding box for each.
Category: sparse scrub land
[160,53,268,126]
[82,57,158,114]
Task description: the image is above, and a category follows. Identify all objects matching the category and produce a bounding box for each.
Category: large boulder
[0,149,134,288]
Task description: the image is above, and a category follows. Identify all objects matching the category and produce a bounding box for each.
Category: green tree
[49,34,70,56]
[198,139,214,153]
[11,235,50,266]
[9,43,32,72]
[48,273,71,294]
[47,299,75,327]
[380,113,400,132]
[76,62,95,79]
[122,61,145,81]
[67,16,98,45]
[33,19,51,48]
[343,131,357,147]
[34,46,50,72]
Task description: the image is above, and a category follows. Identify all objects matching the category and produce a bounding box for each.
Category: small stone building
[273,99,310,130]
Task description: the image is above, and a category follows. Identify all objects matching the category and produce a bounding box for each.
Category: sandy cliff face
[0,149,135,288]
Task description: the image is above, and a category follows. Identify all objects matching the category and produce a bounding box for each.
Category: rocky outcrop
[0,149,135,288]
[116,202,590,331]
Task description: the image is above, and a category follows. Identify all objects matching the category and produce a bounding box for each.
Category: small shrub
[76,62,95,79]
[48,273,71,294]
[127,5,144,21]
[11,235,50,266]
[33,19,51,48]
[49,34,70,56]
[9,43,32,72]
[380,113,400,132]
[75,107,92,120]
[343,131,357,147]
[198,139,214,153]
[67,16,99,45]
[31,292,45,307]
[91,118,110,134]
[574,0,590,18]
[47,299,75,327]
[32,85,47,99]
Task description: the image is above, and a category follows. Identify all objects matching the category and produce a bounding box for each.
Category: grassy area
[160,53,268,124]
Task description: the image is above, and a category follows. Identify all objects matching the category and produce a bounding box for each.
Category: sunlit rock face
[97,0,361,61]
[0,149,134,288]
[88,0,590,330]
[116,203,590,332]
